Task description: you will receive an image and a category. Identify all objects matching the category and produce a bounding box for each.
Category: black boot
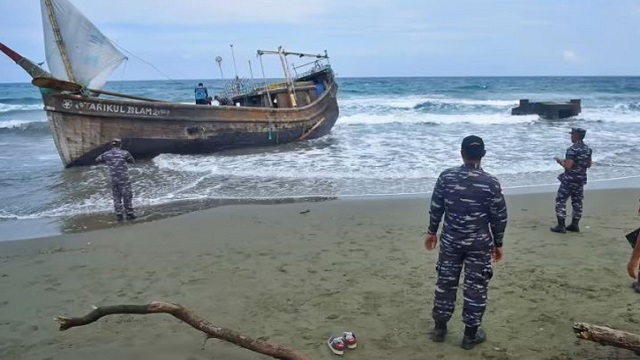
[126,213,136,220]
[566,218,580,232]
[461,327,486,350]
[550,217,566,233]
[116,214,124,221]
[430,320,448,342]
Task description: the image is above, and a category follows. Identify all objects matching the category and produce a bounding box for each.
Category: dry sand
[1,189,640,360]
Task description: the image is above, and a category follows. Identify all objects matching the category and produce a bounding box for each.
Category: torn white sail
[40,0,126,89]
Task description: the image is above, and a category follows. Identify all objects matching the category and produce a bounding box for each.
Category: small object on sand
[299,210,310,215]
[342,331,357,349]
[327,336,346,355]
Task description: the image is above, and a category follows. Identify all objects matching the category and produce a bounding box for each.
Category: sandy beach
[1,188,640,360]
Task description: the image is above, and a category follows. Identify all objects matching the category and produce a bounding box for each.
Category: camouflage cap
[460,135,484,158]
[111,138,122,146]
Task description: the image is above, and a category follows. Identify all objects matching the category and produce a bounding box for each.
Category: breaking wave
[0,120,50,134]
[0,103,42,113]
[0,97,42,105]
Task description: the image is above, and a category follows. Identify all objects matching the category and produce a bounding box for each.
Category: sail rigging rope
[110,40,174,81]
[115,58,129,94]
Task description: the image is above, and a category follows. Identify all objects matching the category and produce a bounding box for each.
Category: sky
[0,0,639,83]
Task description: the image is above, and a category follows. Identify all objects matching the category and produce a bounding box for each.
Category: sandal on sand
[327,336,346,355]
[342,331,357,349]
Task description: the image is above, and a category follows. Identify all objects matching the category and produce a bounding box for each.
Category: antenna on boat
[215,56,224,81]
[230,44,238,79]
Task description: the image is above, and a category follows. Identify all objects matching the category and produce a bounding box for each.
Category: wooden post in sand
[55,302,310,360]
[573,322,640,352]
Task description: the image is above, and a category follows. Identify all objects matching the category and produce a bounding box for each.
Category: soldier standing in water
[96,138,136,221]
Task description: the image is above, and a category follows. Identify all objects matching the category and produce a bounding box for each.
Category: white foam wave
[340,95,517,110]
[0,119,47,128]
[579,108,640,123]
[153,155,219,173]
[613,102,640,112]
[336,112,537,125]
[0,103,42,113]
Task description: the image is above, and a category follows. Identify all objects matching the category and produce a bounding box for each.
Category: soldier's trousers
[111,180,133,216]
[432,239,493,327]
[555,181,584,220]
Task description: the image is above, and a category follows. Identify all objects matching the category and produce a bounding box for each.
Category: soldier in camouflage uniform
[425,135,508,350]
[96,138,136,221]
[550,128,592,233]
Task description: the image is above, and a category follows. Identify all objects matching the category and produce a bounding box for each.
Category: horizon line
[1,74,640,85]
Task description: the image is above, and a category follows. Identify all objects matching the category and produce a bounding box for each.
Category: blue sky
[0,0,639,83]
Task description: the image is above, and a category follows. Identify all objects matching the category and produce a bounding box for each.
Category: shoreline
[1,187,639,359]
[2,175,640,243]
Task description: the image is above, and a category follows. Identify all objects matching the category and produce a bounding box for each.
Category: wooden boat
[0,0,339,168]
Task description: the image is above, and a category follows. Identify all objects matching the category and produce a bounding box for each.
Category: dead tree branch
[573,322,640,352]
[55,301,310,360]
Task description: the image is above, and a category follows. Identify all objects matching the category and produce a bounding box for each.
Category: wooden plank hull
[42,80,339,167]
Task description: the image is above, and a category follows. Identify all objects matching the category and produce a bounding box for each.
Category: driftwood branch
[54,301,310,360]
[573,322,640,352]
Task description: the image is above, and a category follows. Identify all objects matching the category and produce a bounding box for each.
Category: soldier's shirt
[96,148,134,182]
[561,141,592,185]
[427,164,508,248]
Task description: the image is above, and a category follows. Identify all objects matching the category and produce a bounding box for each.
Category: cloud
[562,50,579,63]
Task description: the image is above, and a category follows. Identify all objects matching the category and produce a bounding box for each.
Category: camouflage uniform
[555,141,592,220]
[96,148,135,218]
[428,164,508,328]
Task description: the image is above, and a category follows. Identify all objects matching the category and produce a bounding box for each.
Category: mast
[277,47,297,107]
[44,0,76,83]
[256,47,330,108]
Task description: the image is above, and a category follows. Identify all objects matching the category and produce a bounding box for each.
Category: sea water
[1,76,639,222]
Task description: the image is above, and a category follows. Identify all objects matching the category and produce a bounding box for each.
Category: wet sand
[1,189,640,359]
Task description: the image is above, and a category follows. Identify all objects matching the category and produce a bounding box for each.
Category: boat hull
[42,81,339,167]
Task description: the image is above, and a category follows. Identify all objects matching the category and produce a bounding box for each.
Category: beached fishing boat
[0,0,339,168]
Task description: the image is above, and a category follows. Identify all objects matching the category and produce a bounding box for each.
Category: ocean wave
[613,102,640,112]
[578,109,640,123]
[413,99,514,113]
[341,95,516,109]
[0,120,50,134]
[0,197,113,220]
[0,97,42,105]
[453,84,490,90]
[339,96,519,118]
[336,112,537,125]
[0,103,42,113]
